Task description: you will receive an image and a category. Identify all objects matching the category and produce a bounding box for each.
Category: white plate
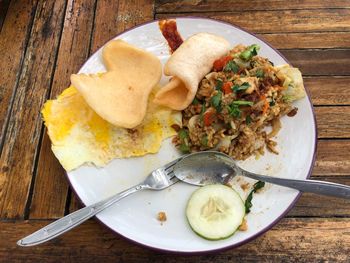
[67,17,317,253]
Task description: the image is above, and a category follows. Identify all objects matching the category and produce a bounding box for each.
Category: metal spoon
[173,151,350,199]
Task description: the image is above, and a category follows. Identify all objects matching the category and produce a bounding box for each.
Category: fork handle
[241,170,350,199]
[17,184,146,247]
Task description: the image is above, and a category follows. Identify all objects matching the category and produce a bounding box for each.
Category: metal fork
[17,157,183,247]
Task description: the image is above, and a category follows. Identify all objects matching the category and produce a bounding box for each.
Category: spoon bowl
[173,151,236,186]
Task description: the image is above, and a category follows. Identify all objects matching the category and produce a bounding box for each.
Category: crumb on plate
[157,211,167,222]
[239,218,248,231]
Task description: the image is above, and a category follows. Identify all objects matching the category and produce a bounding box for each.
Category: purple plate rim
[64,16,318,255]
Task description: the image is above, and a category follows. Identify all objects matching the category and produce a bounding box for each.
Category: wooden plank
[258,32,350,49]
[0,0,67,219]
[0,0,37,151]
[29,0,96,219]
[156,9,350,33]
[316,107,350,138]
[91,0,154,52]
[0,0,11,30]
[289,176,350,217]
[156,0,350,13]
[314,140,350,176]
[69,189,82,213]
[1,219,350,261]
[281,49,350,76]
[306,77,350,105]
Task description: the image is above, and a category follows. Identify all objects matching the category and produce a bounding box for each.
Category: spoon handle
[241,170,350,199]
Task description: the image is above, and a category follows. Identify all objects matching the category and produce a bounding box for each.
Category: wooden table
[1,0,350,261]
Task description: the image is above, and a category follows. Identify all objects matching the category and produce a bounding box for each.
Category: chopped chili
[222,81,233,94]
[213,55,232,71]
[203,111,216,126]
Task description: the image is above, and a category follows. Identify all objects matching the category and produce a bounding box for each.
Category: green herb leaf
[246,115,252,124]
[200,103,206,117]
[178,129,188,140]
[233,82,250,92]
[227,104,241,118]
[245,181,265,213]
[210,91,222,112]
[192,97,199,105]
[223,60,240,73]
[201,136,208,147]
[231,100,254,106]
[239,44,260,61]
[255,69,264,78]
[215,79,223,90]
[179,143,190,153]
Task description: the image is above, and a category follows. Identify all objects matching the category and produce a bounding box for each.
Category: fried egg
[42,86,181,171]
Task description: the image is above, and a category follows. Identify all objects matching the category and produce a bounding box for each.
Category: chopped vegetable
[201,136,208,146]
[203,111,215,126]
[245,181,265,213]
[215,79,223,90]
[224,60,240,73]
[228,100,253,118]
[222,82,233,94]
[192,97,199,105]
[228,104,241,118]
[269,97,276,106]
[255,69,264,78]
[178,129,188,140]
[200,103,206,119]
[231,100,254,106]
[246,115,252,124]
[213,55,232,71]
[179,143,190,153]
[210,91,222,111]
[262,100,269,114]
[239,44,260,61]
[233,82,250,93]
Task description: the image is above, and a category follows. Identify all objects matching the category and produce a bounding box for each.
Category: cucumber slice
[186,184,245,240]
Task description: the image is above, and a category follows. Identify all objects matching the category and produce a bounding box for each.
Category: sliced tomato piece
[203,111,216,126]
[222,81,233,94]
[213,55,232,71]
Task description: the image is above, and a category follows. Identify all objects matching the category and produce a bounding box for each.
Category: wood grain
[306,77,350,105]
[258,32,350,49]
[281,49,350,76]
[0,0,11,30]
[316,107,350,138]
[2,218,350,261]
[29,0,96,219]
[69,189,82,213]
[0,0,67,219]
[156,9,350,33]
[314,140,350,176]
[156,0,350,13]
[91,0,154,52]
[0,0,37,152]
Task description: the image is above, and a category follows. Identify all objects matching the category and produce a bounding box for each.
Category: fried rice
[172,44,300,160]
